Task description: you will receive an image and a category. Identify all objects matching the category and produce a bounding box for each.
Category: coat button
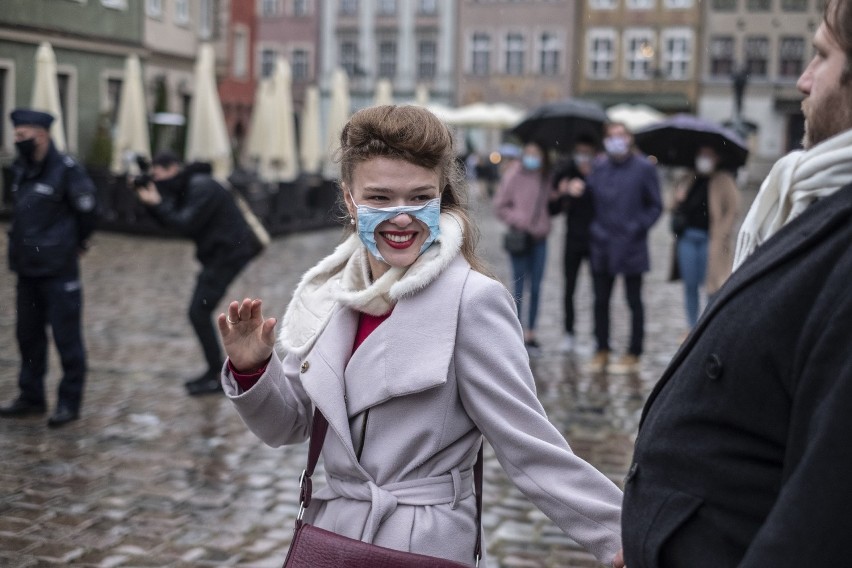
[705,354,723,380]
[300,361,310,373]
[625,462,639,483]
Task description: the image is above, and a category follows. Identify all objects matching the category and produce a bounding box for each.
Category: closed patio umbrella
[300,85,322,175]
[111,54,151,174]
[186,43,232,181]
[30,42,66,151]
[373,78,393,107]
[415,84,430,107]
[606,103,665,133]
[263,57,298,182]
[245,77,272,170]
[323,67,350,180]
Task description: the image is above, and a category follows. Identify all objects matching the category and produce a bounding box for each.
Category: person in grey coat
[216,105,625,567]
[621,2,852,565]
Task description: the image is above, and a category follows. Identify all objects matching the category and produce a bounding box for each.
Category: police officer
[0,109,98,427]
[134,152,264,396]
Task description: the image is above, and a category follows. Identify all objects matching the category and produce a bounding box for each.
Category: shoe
[47,405,80,428]
[609,354,641,375]
[0,397,47,417]
[524,338,543,357]
[585,350,610,373]
[559,333,575,353]
[185,373,223,396]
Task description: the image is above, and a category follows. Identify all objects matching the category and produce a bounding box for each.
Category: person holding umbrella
[670,145,740,330]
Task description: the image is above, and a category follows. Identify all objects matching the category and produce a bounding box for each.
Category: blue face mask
[522,155,542,171]
[348,190,442,263]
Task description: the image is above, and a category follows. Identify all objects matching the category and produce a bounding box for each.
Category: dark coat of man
[621,185,852,567]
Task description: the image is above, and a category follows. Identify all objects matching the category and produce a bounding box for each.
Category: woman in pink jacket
[216,106,624,567]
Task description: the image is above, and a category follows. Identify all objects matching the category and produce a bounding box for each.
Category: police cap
[10,108,55,129]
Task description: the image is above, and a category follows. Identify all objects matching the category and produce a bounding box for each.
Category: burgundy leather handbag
[282,410,484,567]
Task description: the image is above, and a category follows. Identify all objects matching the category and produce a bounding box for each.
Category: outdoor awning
[582,92,692,113]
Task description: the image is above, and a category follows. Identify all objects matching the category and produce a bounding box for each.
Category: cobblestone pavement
[0,192,714,567]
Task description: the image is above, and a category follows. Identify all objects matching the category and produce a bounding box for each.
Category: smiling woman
[216,105,625,568]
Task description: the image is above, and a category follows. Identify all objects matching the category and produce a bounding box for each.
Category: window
[377,0,396,15]
[261,49,276,78]
[146,0,162,17]
[711,0,737,9]
[261,0,278,16]
[779,36,805,78]
[781,0,806,10]
[0,66,8,150]
[340,41,358,76]
[627,0,655,9]
[106,77,122,127]
[662,28,692,79]
[587,28,616,79]
[175,0,189,24]
[293,0,310,16]
[418,0,438,14]
[664,0,693,7]
[292,49,309,81]
[709,36,735,77]
[57,71,72,147]
[746,0,770,10]
[505,33,525,76]
[471,33,491,76]
[417,40,437,79]
[624,28,655,80]
[539,32,560,76]
[744,36,769,77]
[233,28,249,79]
[589,0,617,8]
[378,41,397,77]
[340,0,358,15]
[199,0,214,39]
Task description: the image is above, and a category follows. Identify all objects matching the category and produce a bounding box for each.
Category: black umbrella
[510,98,607,149]
[634,114,749,170]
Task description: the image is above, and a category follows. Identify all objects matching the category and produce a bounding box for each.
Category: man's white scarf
[733,128,852,270]
[278,213,464,357]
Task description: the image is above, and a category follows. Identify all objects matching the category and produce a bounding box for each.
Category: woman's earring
[349,217,355,226]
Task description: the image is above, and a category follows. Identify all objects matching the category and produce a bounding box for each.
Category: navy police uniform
[5,109,98,419]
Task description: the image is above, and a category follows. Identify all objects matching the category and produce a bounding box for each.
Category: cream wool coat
[223,240,623,566]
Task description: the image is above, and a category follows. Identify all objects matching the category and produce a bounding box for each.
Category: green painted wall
[0,0,142,43]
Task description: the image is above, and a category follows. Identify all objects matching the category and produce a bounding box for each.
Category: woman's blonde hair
[336,104,491,276]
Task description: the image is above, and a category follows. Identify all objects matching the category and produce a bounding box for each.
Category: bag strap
[298,410,485,566]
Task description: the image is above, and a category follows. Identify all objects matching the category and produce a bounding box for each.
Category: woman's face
[343,157,441,277]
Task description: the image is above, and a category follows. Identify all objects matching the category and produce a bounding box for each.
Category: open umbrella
[606,103,665,132]
[634,114,749,170]
[111,54,151,174]
[373,79,393,107]
[511,98,607,149]
[323,67,350,180]
[300,85,322,175]
[31,42,67,151]
[186,43,233,181]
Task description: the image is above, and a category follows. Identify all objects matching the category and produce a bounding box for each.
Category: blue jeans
[509,238,547,332]
[677,228,709,327]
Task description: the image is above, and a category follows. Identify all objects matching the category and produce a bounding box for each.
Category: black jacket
[149,163,262,267]
[7,143,98,277]
[548,159,593,251]
[622,186,852,567]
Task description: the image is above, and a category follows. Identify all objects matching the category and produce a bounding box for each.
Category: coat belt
[316,467,474,543]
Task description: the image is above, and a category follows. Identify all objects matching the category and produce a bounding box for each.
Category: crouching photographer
[132,151,267,395]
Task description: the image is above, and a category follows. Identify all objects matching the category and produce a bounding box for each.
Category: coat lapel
[640,187,852,427]
[343,257,469,416]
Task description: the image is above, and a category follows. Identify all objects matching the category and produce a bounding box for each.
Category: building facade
[219,0,258,160]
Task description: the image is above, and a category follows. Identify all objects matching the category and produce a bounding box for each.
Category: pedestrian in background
[622,2,852,564]
[0,108,98,428]
[493,140,555,354]
[216,105,625,567]
[583,122,662,374]
[133,152,264,396]
[549,134,598,353]
[670,145,739,330]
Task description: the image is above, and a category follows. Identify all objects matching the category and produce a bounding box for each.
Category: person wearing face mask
[133,151,265,395]
[583,122,662,375]
[669,146,740,330]
[493,141,555,354]
[549,135,600,353]
[215,106,626,568]
[0,109,98,428]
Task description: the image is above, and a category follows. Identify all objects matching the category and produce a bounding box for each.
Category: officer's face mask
[348,188,442,264]
[15,138,38,163]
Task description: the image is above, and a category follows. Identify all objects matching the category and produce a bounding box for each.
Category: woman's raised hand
[217,298,277,372]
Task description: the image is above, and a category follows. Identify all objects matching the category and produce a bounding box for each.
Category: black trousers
[562,245,590,335]
[592,272,644,356]
[189,255,254,375]
[16,272,86,411]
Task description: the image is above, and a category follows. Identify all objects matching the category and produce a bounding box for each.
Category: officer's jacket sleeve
[65,159,99,243]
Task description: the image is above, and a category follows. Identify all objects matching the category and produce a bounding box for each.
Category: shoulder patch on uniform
[63,156,77,168]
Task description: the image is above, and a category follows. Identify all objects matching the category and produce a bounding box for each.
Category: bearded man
[620,1,852,566]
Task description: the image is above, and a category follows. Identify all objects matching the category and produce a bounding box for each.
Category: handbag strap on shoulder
[300,410,485,564]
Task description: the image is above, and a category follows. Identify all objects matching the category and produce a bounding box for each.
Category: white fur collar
[278,212,464,357]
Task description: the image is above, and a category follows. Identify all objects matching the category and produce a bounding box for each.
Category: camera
[131,155,152,189]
